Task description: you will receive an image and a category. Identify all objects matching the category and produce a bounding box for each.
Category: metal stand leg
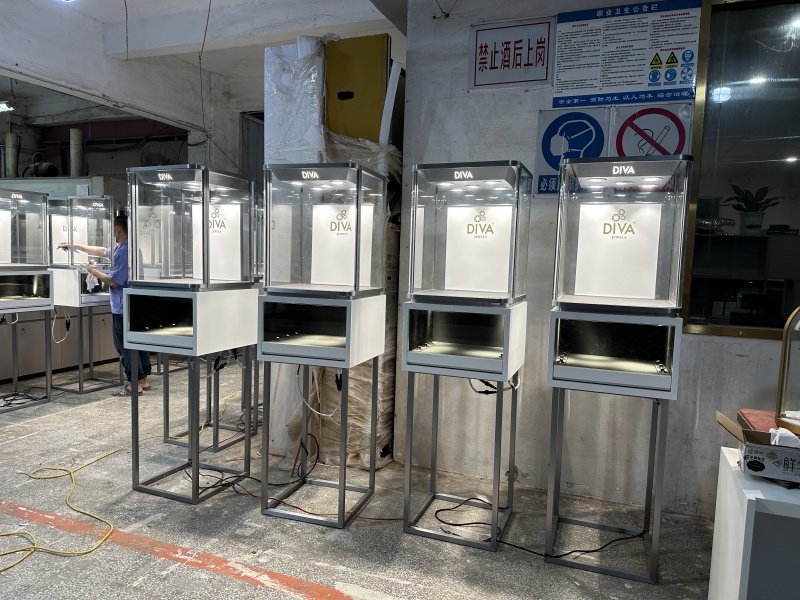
[131,349,141,488]
[88,306,95,379]
[11,320,19,394]
[163,357,171,443]
[133,351,249,505]
[252,347,260,435]
[212,363,220,450]
[43,309,52,401]
[545,388,565,555]
[205,354,213,426]
[263,360,377,529]
[403,371,415,530]
[261,361,271,514]
[545,392,668,584]
[77,308,84,393]
[404,371,518,552]
[189,357,201,503]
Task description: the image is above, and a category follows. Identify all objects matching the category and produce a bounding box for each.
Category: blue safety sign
[536,109,609,194]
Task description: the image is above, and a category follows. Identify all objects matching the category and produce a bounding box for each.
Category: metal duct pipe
[69,128,83,176]
[5,132,19,178]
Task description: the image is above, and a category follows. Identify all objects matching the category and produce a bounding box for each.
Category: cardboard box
[716,411,800,484]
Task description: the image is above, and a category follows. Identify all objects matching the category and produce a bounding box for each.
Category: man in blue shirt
[62,215,151,395]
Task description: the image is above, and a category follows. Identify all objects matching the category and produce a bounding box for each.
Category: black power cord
[433,496,645,559]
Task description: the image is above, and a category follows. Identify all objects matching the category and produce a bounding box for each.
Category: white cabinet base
[124,287,258,356]
[708,447,800,599]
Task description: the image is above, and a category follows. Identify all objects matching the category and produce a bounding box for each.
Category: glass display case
[554,156,692,310]
[127,165,253,289]
[47,195,113,307]
[0,188,52,312]
[776,306,800,434]
[265,163,386,298]
[409,161,532,304]
[0,188,47,266]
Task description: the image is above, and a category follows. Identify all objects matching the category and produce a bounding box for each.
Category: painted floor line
[0,501,352,600]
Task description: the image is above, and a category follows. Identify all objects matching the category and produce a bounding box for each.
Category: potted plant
[722,184,781,235]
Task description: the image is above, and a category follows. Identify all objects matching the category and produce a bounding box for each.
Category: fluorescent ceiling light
[787,157,798,162]
[749,76,767,85]
[792,18,800,28]
[0,100,16,112]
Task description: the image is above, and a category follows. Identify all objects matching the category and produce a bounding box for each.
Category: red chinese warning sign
[470,18,554,90]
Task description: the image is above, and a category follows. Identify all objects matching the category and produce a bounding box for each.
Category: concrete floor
[0,361,713,599]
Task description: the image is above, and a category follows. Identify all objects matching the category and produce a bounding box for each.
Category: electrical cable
[198,0,212,136]
[123,0,129,61]
[431,495,645,558]
[295,366,341,418]
[51,306,71,344]
[433,0,459,18]
[0,313,20,325]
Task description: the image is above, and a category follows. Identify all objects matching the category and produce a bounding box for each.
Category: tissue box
[716,410,800,484]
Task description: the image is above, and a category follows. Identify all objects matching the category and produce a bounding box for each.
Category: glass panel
[778,310,800,428]
[266,164,386,296]
[360,170,386,291]
[207,171,252,283]
[555,157,691,310]
[0,188,47,265]
[409,162,531,302]
[49,196,113,268]
[689,2,800,329]
[129,167,252,286]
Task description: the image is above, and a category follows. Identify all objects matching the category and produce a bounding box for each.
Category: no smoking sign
[612,104,693,158]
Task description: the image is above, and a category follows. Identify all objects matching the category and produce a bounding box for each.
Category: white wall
[397,0,777,519]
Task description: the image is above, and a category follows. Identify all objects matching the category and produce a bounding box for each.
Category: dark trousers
[112,313,151,383]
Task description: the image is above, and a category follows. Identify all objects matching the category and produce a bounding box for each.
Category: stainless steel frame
[130,347,253,504]
[155,352,189,376]
[0,310,53,413]
[162,349,258,453]
[52,307,122,395]
[261,358,379,529]
[545,387,669,584]
[403,370,519,551]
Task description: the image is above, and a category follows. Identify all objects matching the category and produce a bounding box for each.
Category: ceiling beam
[104,0,388,59]
[368,0,407,36]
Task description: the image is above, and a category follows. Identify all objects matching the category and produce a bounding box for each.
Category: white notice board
[554,0,701,108]
[444,205,513,293]
[574,203,662,299]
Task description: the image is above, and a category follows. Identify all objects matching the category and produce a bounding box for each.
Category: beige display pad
[574,203,662,299]
[444,205,513,293]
